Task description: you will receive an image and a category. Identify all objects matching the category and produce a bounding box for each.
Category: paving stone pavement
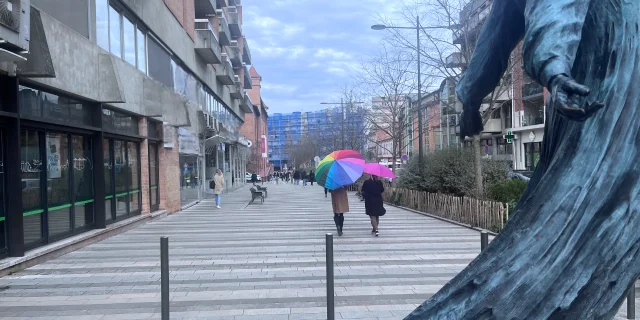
[0,182,637,320]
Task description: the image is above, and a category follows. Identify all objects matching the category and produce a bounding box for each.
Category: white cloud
[314,48,352,60]
[261,82,298,94]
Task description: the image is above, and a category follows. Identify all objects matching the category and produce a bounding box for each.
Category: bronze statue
[407,0,639,319]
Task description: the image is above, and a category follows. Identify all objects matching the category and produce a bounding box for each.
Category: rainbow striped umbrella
[315,150,365,190]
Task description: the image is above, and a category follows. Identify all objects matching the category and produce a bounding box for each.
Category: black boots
[333,214,344,236]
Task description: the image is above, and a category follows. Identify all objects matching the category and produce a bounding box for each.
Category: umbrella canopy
[315,150,365,190]
[363,163,396,179]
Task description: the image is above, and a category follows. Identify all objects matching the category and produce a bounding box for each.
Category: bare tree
[377,0,518,197]
[355,45,426,176]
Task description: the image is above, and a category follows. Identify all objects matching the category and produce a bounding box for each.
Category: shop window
[72,135,94,229]
[105,138,141,223]
[0,131,6,255]
[103,139,114,223]
[19,86,94,127]
[21,130,44,246]
[46,133,72,238]
[497,138,513,155]
[148,120,162,140]
[102,108,139,136]
[149,143,159,212]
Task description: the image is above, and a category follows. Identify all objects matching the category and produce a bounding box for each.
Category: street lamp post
[320,100,364,150]
[372,17,446,176]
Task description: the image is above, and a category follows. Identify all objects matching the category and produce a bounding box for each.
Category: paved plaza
[0,183,637,319]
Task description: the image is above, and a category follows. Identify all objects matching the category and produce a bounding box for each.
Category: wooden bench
[256,185,268,198]
[249,187,264,204]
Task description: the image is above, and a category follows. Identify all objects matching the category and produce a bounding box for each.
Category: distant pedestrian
[293,171,300,185]
[330,187,349,236]
[302,171,308,186]
[309,170,315,186]
[361,175,386,236]
[213,169,224,209]
[251,173,258,186]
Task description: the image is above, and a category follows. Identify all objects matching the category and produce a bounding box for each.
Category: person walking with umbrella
[361,174,386,236]
[316,150,366,237]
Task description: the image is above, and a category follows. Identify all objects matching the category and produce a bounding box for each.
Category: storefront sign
[178,128,200,155]
[529,131,536,141]
[163,122,174,149]
[261,135,268,158]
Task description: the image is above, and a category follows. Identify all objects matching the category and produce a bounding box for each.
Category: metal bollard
[161,237,170,320]
[326,233,335,320]
[628,279,636,319]
[480,231,489,252]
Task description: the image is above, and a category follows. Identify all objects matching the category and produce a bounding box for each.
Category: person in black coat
[361,174,386,236]
[251,173,258,185]
[308,170,315,186]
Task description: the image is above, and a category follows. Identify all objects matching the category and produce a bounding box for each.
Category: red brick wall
[159,126,181,214]
[139,118,151,215]
[163,0,195,41]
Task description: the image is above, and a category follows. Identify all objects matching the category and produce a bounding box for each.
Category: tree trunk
[473,134,483,198]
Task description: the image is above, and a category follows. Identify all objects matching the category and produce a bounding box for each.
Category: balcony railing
[242,63,252,89]
[521,113,544,127]
[216,53,234,85]
[227,40,242,67]
[230,75,243,99]
[226,6,242,38]
[216,9,231,46]
[242,36,252,65]
[194,0,216,16]
[194,19,221,64]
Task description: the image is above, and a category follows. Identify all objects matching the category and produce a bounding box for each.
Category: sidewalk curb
[385,202,499,236]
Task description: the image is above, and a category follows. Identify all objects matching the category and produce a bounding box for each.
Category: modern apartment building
[0,0,256,259]
[268,107,367,170]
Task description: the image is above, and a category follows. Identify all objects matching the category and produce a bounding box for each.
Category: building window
[148,143,159,212]
[497,138,513,155]
[108,6,121,58]
[21,130,95,249]
[102,108,139,136]
[525,142,542,171]
[105,139,141,223]
[148,36,173,87]
[136,28,147,73]
[19,86,95,127]
[96,0,110,51]
[122,15,136,66]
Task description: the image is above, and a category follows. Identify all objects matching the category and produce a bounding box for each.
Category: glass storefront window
[105,138,141,223]
[109,6,121,58]
[104,139,114,222]
[123,15,136,66]
[525,142,542,171]
[136,28,146,73]
[46,133,72,238]
[21,130,43,246]
[0,131,6,254]
[180,155,200,206]
[19,86,93,127]
[18,86,41,118]
[102,108,139,136]
[72,136,94,229]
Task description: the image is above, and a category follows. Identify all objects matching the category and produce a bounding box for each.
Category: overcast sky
[243,0,396,114]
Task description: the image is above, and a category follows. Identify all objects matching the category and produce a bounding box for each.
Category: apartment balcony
[216,9,231,46]
[216,0,227,8]
[483,118,502,133]
[242,63,252,89]
[194,0,216,17]
[242,36,252,65]
[226,6,242,39]
[522,81,544,100]
[227,40,242,67]
[216,53,234,85]
[194,20,221,64]
[240,91,253,113]
[445,52,466,68]
[230,75,243,99]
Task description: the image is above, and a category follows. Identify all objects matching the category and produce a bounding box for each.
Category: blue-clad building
[268,108,367,169]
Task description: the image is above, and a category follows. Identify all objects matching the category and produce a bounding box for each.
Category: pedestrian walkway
[0,183,636,319]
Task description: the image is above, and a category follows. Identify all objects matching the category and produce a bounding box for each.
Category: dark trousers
[333,213,344,230]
